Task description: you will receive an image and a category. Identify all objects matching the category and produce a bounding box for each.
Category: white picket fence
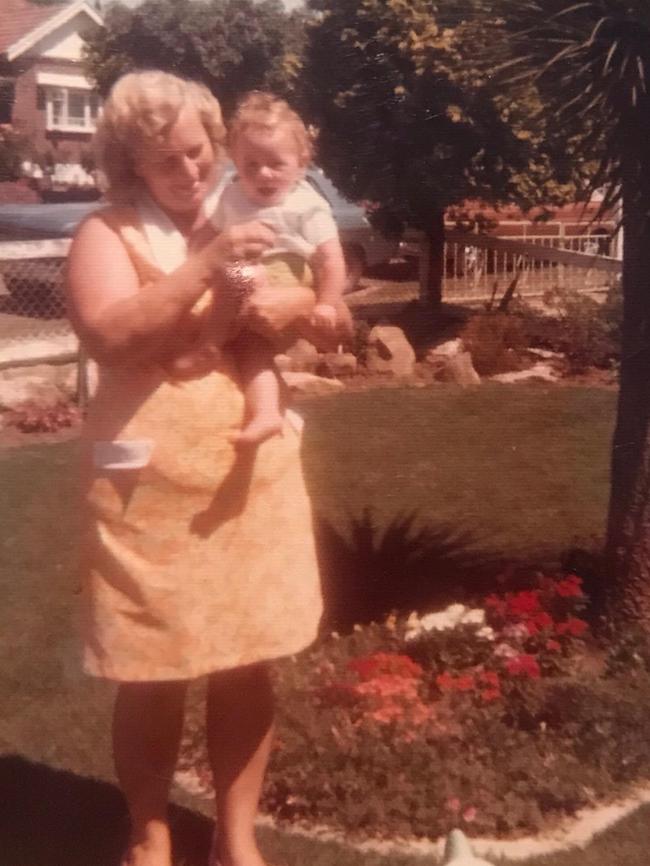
[436,229,621,304]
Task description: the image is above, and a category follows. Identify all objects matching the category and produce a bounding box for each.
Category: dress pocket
[92,439,155,470]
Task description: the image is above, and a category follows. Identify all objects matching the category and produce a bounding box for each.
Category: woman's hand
[203,221,276,271]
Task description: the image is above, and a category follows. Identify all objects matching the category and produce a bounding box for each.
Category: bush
[3,400,80,433]
[517,284,622,372]
[460,312,529,375]
[0,128,26,182]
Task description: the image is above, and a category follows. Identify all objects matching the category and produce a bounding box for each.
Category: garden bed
[177,572,650,849]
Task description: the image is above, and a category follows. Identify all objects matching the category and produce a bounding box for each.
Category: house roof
[0,0,102,61]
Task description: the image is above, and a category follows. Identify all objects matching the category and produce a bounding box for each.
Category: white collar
[136,192,189,274]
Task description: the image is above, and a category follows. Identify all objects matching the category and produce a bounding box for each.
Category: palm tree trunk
[604,154,650,627]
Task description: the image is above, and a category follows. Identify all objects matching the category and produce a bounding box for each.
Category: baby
[211,92,347,446]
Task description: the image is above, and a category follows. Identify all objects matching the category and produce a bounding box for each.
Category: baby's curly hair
[94,70,226,204]
[228,92,314,166]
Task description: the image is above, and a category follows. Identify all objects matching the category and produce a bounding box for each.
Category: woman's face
[134,107,217,216]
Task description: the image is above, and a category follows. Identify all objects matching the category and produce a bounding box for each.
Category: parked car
[0,167,396,305]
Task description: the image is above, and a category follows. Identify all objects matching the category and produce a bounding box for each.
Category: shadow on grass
[315,509,509,631]
[0,754,213,866]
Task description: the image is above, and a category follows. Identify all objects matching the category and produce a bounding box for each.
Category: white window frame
[44,86,99,133]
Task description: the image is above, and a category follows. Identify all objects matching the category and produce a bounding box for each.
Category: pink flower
[545,639,561,652]
[462,806,477,823]
[446,797,461,813]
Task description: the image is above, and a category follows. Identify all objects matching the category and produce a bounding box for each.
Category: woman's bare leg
[206,663,274,866]
[113,680,188,866]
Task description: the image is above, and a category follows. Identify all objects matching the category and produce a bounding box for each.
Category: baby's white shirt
[211,178,338,260]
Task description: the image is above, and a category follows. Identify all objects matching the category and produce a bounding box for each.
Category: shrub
[3,400,80,433]
[460,312,529,375]
[517,283,622,372]
[0,128,26,182]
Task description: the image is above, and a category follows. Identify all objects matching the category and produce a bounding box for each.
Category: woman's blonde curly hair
[94,70,226,204]
[228,92,315,166]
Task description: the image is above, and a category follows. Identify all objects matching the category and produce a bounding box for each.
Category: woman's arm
[243,283,354,352]
[65,215,275,366]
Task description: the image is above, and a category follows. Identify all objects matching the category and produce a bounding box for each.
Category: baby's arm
[310,237,346,331]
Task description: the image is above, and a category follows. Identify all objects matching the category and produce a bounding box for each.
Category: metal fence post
[76,344,89,410]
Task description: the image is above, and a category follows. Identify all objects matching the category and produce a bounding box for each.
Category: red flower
[480,670,501,688]
[505,654,541,679]
[556,617,588,637]
[555,574,584,598]
[506,590,542,617]
[485,594,505,614]
[455,674,476,692]
[481,687,501,702]
[436,672,476,692]
[347,653,422,681]
[545,639,561,652]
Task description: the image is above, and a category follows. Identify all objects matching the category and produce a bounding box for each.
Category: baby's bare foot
[122,825,172,866]
[122,842,171,866]
[229,415,284,448]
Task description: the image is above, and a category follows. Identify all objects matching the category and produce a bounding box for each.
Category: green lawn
[302,384,615,561]
[3,383,643,866]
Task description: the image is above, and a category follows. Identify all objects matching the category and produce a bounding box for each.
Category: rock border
[174,768,650,862]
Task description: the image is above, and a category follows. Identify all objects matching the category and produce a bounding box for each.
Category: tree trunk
[421,211,445,310]
[603,157,650,628]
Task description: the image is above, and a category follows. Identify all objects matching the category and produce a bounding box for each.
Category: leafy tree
[485,0,650,629]
[84,0,303,114]
[299,0,578,305]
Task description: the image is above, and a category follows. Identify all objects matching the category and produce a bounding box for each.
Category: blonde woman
[66,71,340,866]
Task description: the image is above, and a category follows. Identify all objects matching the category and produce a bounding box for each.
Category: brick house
[0,0,103,168]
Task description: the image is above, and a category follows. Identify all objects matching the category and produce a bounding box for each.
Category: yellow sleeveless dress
[78,205,323,681]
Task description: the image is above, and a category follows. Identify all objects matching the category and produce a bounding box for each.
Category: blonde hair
[94,70,226,203]
[228,92,314,166]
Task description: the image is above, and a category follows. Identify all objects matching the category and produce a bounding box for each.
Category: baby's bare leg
[230,330,284,447]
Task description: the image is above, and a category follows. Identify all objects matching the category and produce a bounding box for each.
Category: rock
[426,338,464,360]
[430,351,481,386]
[366,325,416,377]
[281,371,345,395]
[317,352,358,377]
[284,338,319,372]
[442,829,494,865]
[491,362,559,383]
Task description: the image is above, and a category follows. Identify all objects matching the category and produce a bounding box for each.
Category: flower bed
[179,572,650,841]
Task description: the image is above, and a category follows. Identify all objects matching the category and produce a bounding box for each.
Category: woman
[66,71,344,866]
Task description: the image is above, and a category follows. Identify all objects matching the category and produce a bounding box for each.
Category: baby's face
[232,126,304,206]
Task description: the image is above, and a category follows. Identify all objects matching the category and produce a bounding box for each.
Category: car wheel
[342,245,366,293]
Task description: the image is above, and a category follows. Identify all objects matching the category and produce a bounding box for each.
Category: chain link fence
[0,240,76,368]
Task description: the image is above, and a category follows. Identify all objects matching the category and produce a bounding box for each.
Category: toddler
[211,92,347,446]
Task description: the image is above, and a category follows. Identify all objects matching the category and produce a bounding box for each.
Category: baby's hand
[311,303,338,331]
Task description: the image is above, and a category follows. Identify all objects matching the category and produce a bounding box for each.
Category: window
[45,87,99,132]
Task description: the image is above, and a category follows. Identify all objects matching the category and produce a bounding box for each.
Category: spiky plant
[485,1,650,627]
